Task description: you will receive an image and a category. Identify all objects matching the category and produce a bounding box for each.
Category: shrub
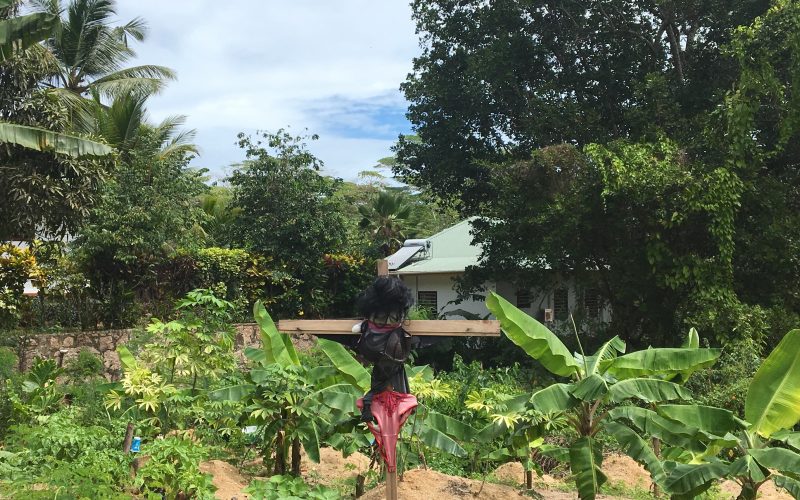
[245,475,340,500]
[134,436,216,499]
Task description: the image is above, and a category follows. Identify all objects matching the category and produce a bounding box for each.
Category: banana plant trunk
[291,437,302,475]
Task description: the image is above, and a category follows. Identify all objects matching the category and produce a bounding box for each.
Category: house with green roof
[386,219,610,324]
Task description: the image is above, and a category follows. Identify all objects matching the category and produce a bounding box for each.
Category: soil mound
[361,468,534,500]
[302,447,371,486]
[602,454,652,491]
[200,459,250,500]
[720,480,792,499]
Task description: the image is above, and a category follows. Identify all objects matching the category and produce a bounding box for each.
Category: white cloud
[113,0,419,179]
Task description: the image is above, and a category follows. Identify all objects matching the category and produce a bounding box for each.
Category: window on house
[553,288,569,320]
[417,291,438,314]
[516,289,532,309]
[584,288,600,318]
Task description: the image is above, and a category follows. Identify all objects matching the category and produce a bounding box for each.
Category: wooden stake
[377,259,389,276]
[123,422,134,453]
[386,470,398,500]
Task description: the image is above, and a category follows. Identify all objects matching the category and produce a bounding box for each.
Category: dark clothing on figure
[363,359,409,407]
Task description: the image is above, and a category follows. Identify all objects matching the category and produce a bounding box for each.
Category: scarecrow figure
[353,276,415,423]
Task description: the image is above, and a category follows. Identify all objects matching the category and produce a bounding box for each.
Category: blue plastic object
[131,436,141,453]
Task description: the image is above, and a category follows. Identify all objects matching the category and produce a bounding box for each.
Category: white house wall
[398,272,611,324]
[398,273,489,318]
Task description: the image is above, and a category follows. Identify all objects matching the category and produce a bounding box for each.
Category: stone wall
[22,324,317,378]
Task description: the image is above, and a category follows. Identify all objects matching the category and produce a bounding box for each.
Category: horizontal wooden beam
[277,319,501,337]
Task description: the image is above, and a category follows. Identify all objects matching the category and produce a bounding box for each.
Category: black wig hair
[356,276,414,322]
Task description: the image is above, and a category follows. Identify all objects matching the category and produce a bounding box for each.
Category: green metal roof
[391,219,482,275]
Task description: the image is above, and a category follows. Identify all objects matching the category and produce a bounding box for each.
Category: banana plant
[210,301,472,475]
[487,291,721,499]
[616,328,800,499]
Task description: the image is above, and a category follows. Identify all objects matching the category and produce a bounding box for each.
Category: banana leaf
[299,420,321,463]
[681,328,700,349]
[773,475,800,499]
[569,436,607,500]
[772,430,800,451]
[607,378,693,403]
[608,406,702,451]
[570,374,608,401]
[658,404,747,435]
[728,455,768,483]
[745,329,800,438]
[487,291,580,377]
[749,448,800,475]
[583,335,626,376]
[604,347,721,380]
[0,122,113,157]
[418,425,467,457]
[662,461,728,499]
[208,383,255,402]
[253,301,299,368]
[424,410,476,441]
[605,421,666,488]
[317,339,370,392]
[530,383,579,413]
[116,345,137,372]
[0,12,56,61]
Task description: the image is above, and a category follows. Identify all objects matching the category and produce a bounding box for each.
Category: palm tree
[93,91,197,161]
[358,190,414,256]
[36,0,174,97]
[0,0,111,156]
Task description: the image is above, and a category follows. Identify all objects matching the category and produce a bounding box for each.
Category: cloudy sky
[114,1,419,181]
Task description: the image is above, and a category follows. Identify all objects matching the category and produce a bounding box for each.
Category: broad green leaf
[474,420,509,443]
[418,426,467,457]
[486,446,526,461]
[605,347,721,380]
[317,339,370,392]
[569,436,607,500]
[681,328,700,349]
[0,13,56,61]
[253,301,299,368]
[746,329,800,438]
[208,383,255,402]
[608,378,693,403]
[609,407,701,451]
[772,430,800,451]
[773,475,800,499]
[749,448,800,475]
[116,346,137,372]
[586,335,626,375]
[605,421,666,488]
[0,122,113,157]
[658,404,747,435]
[299,421,321,463]
[663,461,728,499]
[317,386,360,413]
[539,444,569,462]
[243,346,265,364]
[487,291,580,377]
[570,374,608,401]
[424,410,476,441]
[728,455,767,483]
[531,383,579,413]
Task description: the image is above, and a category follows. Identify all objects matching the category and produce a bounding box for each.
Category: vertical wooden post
[376,259,389,276]
[385,470,398,500]
[123,422,135,453]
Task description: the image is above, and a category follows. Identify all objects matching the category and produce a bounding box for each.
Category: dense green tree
[0,0,112,241]
[225,130,347,317]
[397,0,770,209]
[399,0,800,346]
[73,129,207,326]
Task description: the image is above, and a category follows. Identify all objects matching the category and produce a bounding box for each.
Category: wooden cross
[277,317,500,500]
[277,319,501,337]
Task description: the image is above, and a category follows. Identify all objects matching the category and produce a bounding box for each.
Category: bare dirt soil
[201,450,794,499]
[200,459,250,500]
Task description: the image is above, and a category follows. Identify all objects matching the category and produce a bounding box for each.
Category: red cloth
[357,391,418,472]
